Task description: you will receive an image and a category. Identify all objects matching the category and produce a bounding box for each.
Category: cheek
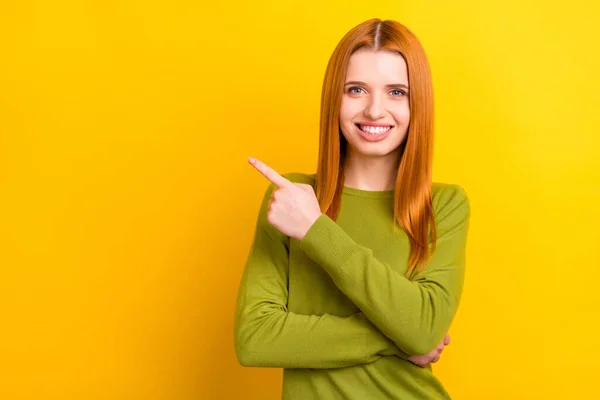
[339,98,363,123]
[392,103,410,124]
[339,102,356,139]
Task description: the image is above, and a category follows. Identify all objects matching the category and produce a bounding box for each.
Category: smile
[356,124,393,135]
[354,123,393,142]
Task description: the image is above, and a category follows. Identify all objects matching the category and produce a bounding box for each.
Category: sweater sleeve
[299,184,471,356]
[233,182,407,369]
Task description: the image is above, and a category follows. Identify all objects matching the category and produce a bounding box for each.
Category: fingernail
[248,157,256,164]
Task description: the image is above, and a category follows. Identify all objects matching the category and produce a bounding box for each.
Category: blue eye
[390,89,407,96]
[347,86,365,94]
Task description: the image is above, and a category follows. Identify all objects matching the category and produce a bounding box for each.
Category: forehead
[345,49,408,84]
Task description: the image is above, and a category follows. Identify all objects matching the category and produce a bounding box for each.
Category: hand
[249,157,323,241]
[408,333,450,367]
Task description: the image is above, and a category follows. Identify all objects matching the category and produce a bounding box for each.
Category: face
[339,48,410,159]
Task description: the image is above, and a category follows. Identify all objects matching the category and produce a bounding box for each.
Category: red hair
[315,18,437,277]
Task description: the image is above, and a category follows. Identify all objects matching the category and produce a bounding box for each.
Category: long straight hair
[315,19,437,277]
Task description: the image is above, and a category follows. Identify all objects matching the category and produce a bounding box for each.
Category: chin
[348,143,399,158]
[350,137,406,157]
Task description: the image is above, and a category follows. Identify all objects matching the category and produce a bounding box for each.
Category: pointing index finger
[248,157,292,188]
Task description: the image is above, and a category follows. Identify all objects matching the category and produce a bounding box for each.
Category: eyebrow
[344,81,409,89]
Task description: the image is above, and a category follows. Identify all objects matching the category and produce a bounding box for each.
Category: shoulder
[282,172,316,186]
[431,182,471,226]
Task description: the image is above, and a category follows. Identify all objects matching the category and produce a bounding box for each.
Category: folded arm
[234,183,408,369]
[300,185,471,356]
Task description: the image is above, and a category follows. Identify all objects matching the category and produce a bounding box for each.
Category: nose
[364,94,385,120]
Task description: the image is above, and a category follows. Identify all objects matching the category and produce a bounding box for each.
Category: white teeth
[359,124,391,135]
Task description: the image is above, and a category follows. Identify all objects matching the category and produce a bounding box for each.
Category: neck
[342,150,401,191]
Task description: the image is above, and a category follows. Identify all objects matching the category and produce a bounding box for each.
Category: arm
[299,185,471,356]
[234,183,406,369]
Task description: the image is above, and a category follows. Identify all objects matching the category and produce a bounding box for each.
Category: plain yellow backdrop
[1,1,599,399]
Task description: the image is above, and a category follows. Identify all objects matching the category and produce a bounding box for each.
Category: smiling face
[339,48,411,159]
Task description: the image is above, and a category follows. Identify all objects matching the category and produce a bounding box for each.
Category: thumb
[296,183,315,192]
[443,333,451,346]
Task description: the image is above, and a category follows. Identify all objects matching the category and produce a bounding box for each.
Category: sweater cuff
[300,214,359,272]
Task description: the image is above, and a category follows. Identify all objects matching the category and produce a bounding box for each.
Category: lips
[355,123,393,142]
[355,123,394,128]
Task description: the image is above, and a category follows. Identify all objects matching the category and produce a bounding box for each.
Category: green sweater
[234,172,471,399]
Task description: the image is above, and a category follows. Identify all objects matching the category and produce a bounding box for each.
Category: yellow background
[1,1,599,399]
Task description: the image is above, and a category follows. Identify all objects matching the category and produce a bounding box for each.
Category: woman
[234,18,471,399]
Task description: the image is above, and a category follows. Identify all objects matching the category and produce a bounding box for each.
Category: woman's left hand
[409,333,451,367]
[249,157,323,241]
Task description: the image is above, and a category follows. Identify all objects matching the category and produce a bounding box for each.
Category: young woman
[234,18,471,399]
